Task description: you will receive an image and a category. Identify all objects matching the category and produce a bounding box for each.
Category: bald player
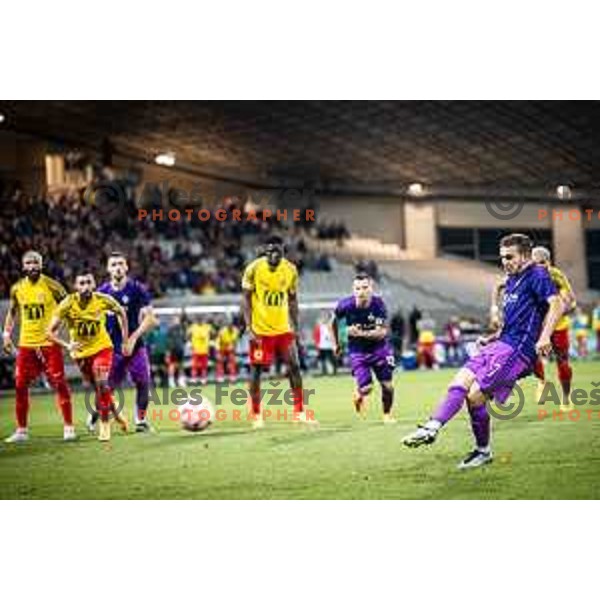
[531,246,576,407]
[2,251,75,443]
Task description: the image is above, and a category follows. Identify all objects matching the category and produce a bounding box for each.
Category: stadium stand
[0,186,330,299]
[302,236,496,316]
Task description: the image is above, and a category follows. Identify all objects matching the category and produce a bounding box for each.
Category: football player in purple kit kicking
[402,234,564,469]
[332,273,396,423]
[88,252,159,433]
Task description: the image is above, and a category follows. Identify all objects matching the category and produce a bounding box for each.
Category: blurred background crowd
[1,176,600,390]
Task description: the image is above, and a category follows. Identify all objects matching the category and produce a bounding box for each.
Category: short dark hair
[74,262,95,277]
[265,235,284,247]
[108,251,127,262]
[500,233,533,256]
[354,272,371,282]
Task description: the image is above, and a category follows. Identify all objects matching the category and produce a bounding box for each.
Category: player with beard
[3,251,75,443]
[48,269,131,442]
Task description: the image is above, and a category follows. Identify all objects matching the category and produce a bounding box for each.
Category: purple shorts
[465,340,531,402]
[350,346,395,390]
[109,346,151,389]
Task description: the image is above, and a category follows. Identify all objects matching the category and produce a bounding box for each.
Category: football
[180,396,215,432]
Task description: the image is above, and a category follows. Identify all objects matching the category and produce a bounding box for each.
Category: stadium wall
[405,201,436,258]
[316,195,405,246]
[311,196,594,291]
[316,197,561,251]
[436,200,552,228]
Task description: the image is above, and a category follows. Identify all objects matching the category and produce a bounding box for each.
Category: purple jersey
[500,264,557,363]
[97,278,152,352]
[334,294,391,354]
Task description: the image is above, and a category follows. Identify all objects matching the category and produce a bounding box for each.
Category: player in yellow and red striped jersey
[2,251,75,443]
[188,318,212,385]
[48,268,131,442]
[216,321,239,383]
[530,247,576,407]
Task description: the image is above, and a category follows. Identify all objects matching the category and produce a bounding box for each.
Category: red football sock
[97,386,114,421]
[558,360,573,400]
[292,387,304,414]
[15,385,29,429]
[228,356,237,380]
[250,387,261,415]
[533,359,545,381]
[55,381,73,426]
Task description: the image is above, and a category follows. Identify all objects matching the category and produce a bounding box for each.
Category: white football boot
[5,428,29,443]
[457,449,494,470]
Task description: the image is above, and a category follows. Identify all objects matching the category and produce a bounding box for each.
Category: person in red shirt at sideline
[313,311,337,376]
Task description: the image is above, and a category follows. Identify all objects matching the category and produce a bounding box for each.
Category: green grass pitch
[1,362,599,499]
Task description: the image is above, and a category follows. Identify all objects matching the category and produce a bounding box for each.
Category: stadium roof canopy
[1,101,598,196]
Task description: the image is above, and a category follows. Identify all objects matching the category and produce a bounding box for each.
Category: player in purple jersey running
[332,273,396,422]
[402,234,564,469]
[91,252,158,432]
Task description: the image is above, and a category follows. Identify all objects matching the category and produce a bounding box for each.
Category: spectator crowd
[0,179,338,299]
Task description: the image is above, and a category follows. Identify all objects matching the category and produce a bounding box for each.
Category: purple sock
[432,386,468,424]
[468,403,490,449]
[136,383,150,420]
[381,387,394,414]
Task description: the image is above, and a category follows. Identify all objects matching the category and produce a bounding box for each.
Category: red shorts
[77,347,114,385]
[16,343,66,388]
[192,353,209,370]
[418,342,436,368]
[249,332,295,367]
